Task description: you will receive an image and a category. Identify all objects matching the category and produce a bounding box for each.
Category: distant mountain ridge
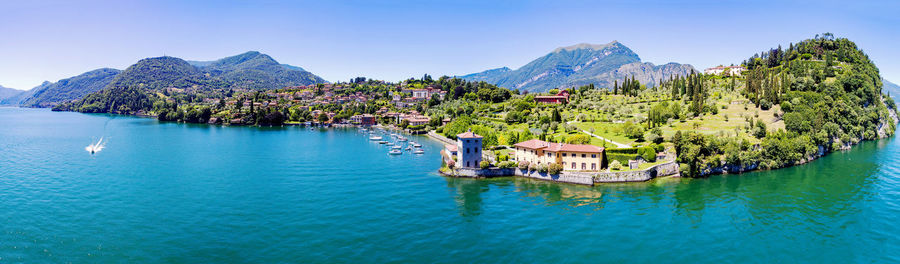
[0,85,23,101]
[8,51,327,107]
[460,41,695,92]
[20,68,121,107]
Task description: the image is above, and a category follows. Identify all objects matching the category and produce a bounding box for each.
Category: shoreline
[20,107,900,182]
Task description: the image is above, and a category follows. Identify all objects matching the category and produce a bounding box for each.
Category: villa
[703,66,746,76]
[512,139,605,171]
[534,90,570,104]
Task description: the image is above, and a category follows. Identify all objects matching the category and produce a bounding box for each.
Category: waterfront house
[457,130,483,168]
[445,144,458,157]
[513,139,605,171]
[350,114,376,126]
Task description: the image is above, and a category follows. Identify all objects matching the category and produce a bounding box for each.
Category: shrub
[479,161,490,169]
[760,99,772,110]
[518,161,530,170]
[548,163,563,175]
[498,161,517,169]
[610,160,623,170]
[536,164,549,173]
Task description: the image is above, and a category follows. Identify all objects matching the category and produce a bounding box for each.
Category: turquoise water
[1,107,899,263]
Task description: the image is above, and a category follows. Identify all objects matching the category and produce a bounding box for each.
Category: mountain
[18,68,121,107]
[107,51,327,91]
[460,41,695,92]
[188,51,327,89]
[0,85,23,101]
[884,79,900,99]
[54,51,328,113]
[0,85,29,106]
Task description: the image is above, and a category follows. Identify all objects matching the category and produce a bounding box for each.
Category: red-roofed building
[534,90,570,104]
[513,139,605,171]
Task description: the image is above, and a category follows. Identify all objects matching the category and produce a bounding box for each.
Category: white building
[704,66,747,76]
[456,130,483,168]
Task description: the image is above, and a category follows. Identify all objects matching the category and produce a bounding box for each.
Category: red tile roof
[457,131,483,139]
[445,144,458,152]
[513,139,603,153]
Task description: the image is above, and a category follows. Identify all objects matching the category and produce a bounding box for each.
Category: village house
[534,90,570,104]
[512,139,605,171]
[350,114,376,126]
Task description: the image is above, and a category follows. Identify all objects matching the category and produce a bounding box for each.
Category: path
[567,121,631,148]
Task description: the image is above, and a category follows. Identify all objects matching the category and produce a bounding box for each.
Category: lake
[1,107,899,263]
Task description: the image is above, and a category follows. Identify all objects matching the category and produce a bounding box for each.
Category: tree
[399,119,410,129]
[317,113,329,123]
[551,108,562,122]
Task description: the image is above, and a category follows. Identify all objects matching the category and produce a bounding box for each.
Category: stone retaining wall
[440,161,680,185]
[592,161,679,183]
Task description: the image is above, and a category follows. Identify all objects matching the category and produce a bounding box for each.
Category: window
[571,162,576,169]
[581,163,586,170]
[592,154,597,158]
[582,154,586,158]
[547,152,552,157]
[591,163,596,170]
[466,148,470,154]
[467,161,470,167]
[563,153,567,157]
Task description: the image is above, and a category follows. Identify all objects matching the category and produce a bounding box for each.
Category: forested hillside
[673,33,896,176]
[20,68,121,107]
[54,52,327,113]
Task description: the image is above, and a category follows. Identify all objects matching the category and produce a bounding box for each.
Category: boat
[388,149,402,155]
[413,149,424,154]
[386,142,394,146]
[369,136,383,141]
[391,145,402,150]
[412,142,422,148]
[406,146,412,151]
[378,140,388,144]
[398,137,408,142]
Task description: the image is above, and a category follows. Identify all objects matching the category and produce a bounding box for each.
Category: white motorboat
[391,145,402,150]
[369,136,383,141]
[413,149,424,154]
[378,140,388,144]
[388,149,402,155]
[412,143,422,148]
[398,137,408,142]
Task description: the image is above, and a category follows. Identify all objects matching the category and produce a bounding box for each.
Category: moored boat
[388,149,402,155]
[369,136,383,141]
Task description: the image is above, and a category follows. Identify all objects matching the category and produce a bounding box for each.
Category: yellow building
[513,139,605,171]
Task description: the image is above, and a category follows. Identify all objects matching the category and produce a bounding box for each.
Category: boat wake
[85,137,105,154]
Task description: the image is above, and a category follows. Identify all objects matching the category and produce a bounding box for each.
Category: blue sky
[1,0,898,89]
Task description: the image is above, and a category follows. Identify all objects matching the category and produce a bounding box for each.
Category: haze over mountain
[884,79,900,99]
[0,85,22,100]
[460,41,695,92]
